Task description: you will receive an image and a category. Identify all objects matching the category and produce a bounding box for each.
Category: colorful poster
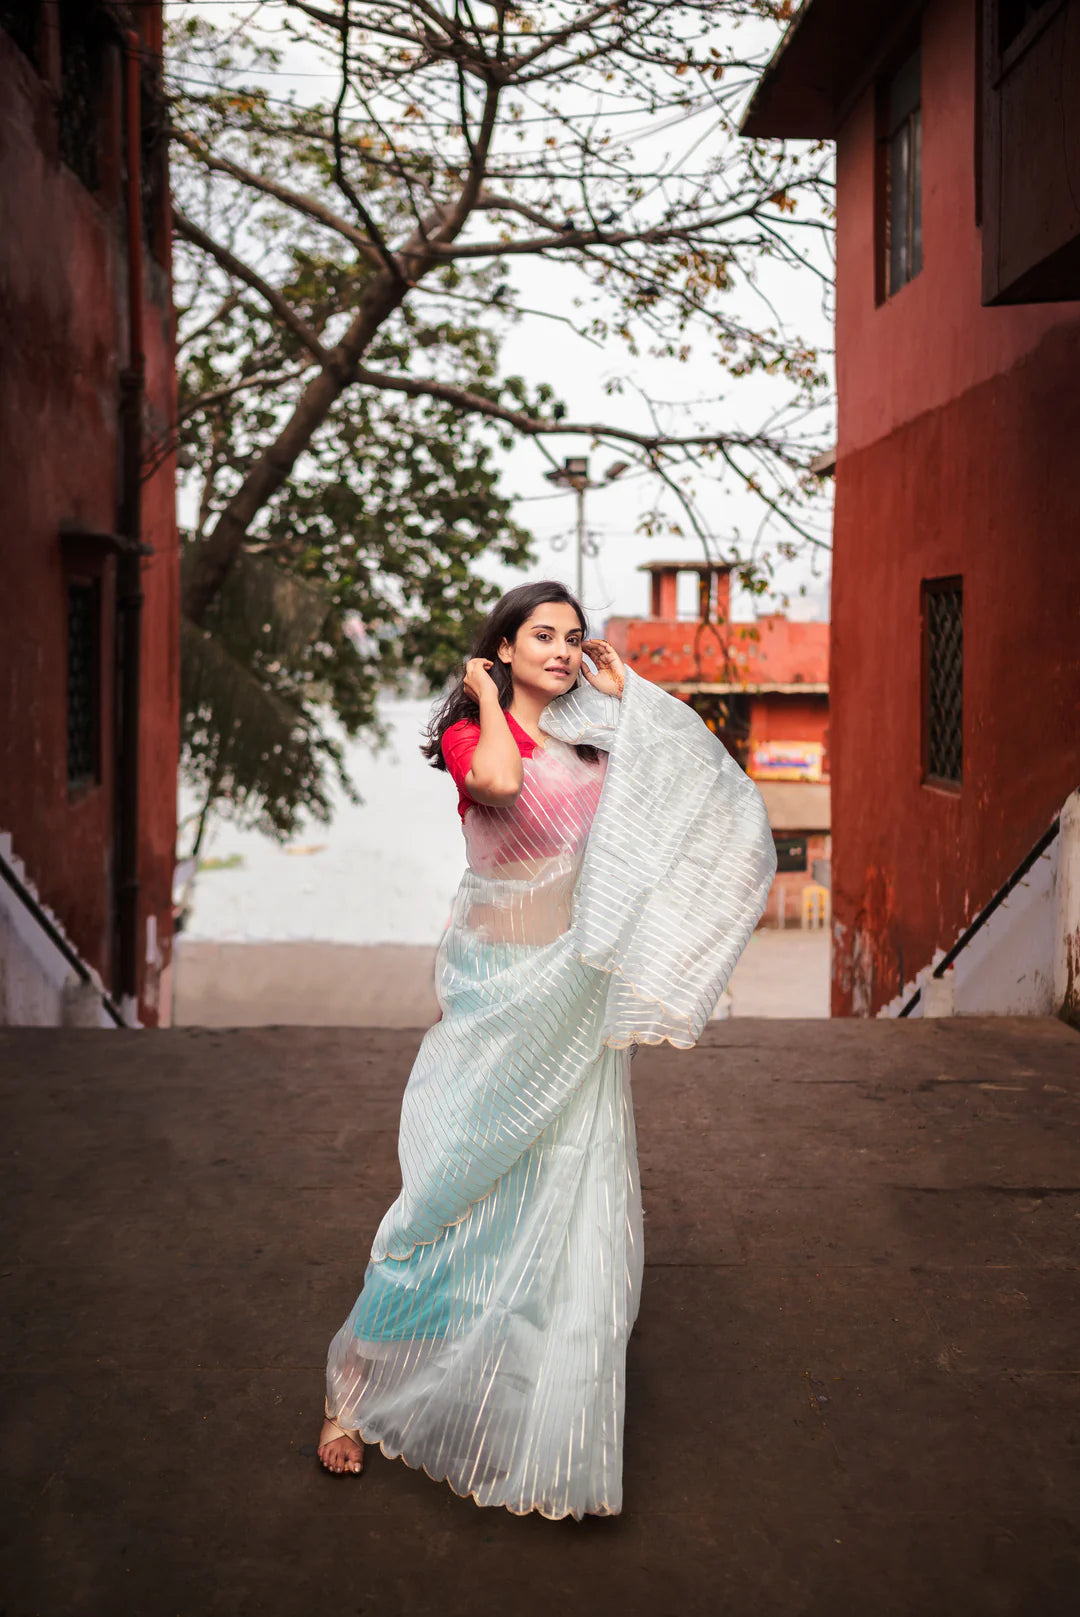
[749,741,824,781]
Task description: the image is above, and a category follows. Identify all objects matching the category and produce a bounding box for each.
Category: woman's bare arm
[463,659,523,806]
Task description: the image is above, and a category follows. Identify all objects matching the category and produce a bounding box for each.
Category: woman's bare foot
[317,1417,364,1475]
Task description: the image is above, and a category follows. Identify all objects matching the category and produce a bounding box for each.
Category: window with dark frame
[923,578,963,786]
[67,579,101,789]
[58,0,112,191]
[882,46,923,297]
[774,835,809,874]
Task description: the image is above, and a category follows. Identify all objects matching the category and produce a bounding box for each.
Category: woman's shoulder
[441,712,540,761]
[442,717,481,749]
[441,718,481,771]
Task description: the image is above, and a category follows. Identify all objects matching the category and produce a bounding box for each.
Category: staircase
[880,789,1080,1023]
[0,831,126,1027]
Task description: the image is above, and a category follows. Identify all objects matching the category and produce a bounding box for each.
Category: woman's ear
[496,637,513,665]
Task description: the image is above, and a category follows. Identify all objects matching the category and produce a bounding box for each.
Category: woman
[316,581,776,1519]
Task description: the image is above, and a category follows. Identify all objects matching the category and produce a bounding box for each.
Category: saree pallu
[325,669,776,1519]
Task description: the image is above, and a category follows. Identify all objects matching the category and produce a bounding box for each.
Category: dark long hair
[422,580,598,769]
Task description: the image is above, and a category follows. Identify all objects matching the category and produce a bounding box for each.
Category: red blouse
[441,712,541,819]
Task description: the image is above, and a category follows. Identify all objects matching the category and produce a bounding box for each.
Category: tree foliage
[168,0,832,839]
[176,222,536,837]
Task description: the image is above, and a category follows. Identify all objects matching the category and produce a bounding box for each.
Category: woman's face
[498,601,585,700]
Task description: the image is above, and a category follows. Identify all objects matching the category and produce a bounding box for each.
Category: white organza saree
[325,668,776,1519]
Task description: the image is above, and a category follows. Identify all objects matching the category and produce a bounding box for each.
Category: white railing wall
[880,789,1080,1020]
[0,832,124,1027]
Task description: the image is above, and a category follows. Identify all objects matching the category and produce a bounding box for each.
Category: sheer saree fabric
[325,668,776,1519]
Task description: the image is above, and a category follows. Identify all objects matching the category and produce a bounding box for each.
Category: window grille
[58,1,110,191]
[923,579,963,785]
[774,835,809,874]
[1,1,41,62]
[67,581,100,788]
[883,47,923,296]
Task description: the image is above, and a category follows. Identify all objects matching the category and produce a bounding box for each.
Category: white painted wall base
[0,831,118,1028]
[880,789,1080,1019]
[1053,791,1080,1024]
[921,972,956,1017]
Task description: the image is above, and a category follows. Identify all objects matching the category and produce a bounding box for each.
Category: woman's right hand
[461,657,521,805]
[463,657,500,704]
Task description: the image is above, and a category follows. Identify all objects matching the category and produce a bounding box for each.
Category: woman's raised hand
[463,657,500,704]
[581,639,626,698]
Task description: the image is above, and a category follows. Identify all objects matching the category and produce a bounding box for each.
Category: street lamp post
[543,455,630,600]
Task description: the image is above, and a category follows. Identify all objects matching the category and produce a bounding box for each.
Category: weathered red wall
[749,694,830,768]
[607,612,828,688]
[0,18,178,1023]
[830,0,1080,1014]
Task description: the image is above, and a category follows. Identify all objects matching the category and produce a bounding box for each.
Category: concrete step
[1,1017,1077,1615]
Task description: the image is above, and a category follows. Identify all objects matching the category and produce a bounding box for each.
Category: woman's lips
[545,667,571,677]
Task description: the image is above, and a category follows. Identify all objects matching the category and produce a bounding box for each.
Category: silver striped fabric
[542,668,778,1046]
[325,669,775,1518]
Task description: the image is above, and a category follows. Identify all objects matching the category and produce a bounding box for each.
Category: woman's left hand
[581,638,627,698]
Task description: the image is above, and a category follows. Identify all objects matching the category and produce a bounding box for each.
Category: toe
[316,1431,362,1475]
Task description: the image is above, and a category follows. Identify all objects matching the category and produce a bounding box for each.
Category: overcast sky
[168,0,835,626]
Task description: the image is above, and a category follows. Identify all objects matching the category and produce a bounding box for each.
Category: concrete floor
[2,1017,1079,1617]
[725,928,830,1017]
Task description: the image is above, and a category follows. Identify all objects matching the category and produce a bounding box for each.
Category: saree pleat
[325,668,775,1518]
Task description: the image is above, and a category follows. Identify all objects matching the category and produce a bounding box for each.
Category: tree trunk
[179,97,501,626]
[181,267,408,624]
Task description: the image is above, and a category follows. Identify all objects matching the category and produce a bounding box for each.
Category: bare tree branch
[331,0,406,283]
[417,200,798,259]
[176,290,241,355]
[169,0,834,625]
[718,442,831,550]
[352,362,798,460]
[179,363,315,423]
[173,129,382,264]
[172,208,338,370]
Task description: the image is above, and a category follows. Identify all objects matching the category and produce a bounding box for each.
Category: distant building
[0,3,178,1025]
[606,561,831,927]
[743,0,1080,1013]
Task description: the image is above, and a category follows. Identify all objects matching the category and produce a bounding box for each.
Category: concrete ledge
[172,939,440,1027]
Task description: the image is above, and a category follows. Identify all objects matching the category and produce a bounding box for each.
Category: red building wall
[608,575,831,932]
[830,0,1080,1013]
[0,9,178,1024]
[750,694,830,763]
[608,611,829,690]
